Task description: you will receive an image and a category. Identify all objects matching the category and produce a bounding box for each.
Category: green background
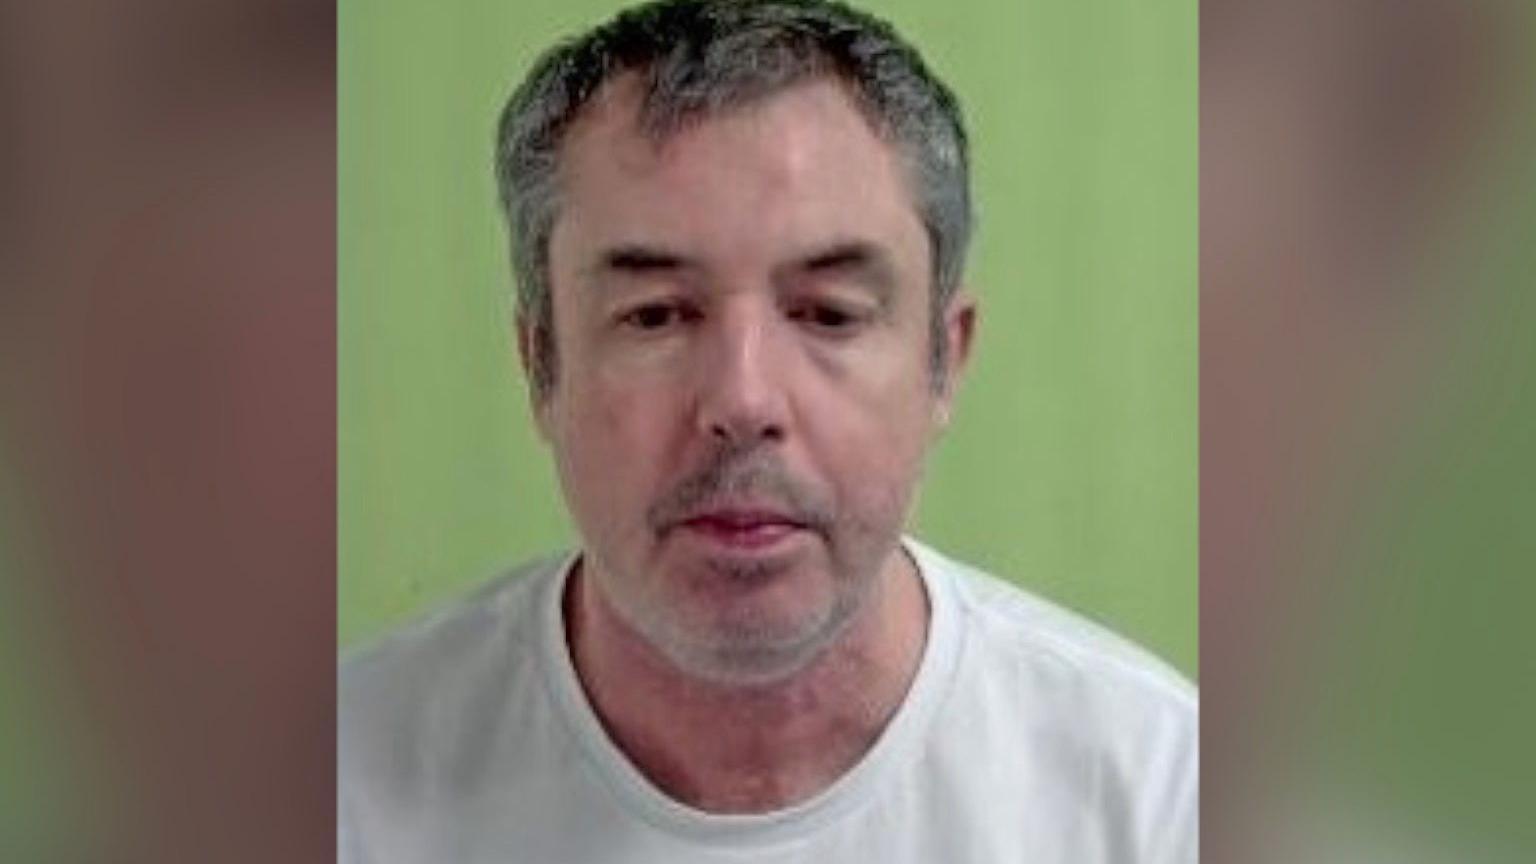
[339,0,1197,676]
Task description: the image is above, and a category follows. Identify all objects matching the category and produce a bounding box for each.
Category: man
[340,1,1196,861]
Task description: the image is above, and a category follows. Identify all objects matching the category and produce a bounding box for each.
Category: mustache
[646,442,832,534]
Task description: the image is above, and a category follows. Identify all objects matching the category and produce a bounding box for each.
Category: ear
[933,290,978,432]
[515,313,554,442]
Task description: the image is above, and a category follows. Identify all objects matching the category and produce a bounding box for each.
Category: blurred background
[337,0,1199,676]
[1204,0,1535,860]
[4,0,1535,861]
[1,0,335,860]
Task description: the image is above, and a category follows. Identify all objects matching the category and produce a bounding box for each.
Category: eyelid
[786,297,874,332]
[614,297,699,331]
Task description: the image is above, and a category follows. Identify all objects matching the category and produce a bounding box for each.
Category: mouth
[674,507,808,551]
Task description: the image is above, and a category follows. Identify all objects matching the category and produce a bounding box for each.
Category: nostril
[709,419,785,444]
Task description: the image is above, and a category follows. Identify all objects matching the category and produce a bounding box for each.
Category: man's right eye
[618,302,691,331]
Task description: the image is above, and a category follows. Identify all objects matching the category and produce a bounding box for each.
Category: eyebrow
[786,240,899,303]
[585,239,900,300]
[595,244,695,275]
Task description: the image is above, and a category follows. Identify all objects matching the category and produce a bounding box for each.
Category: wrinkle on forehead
[559,74,912,217]
[553,77,925,277]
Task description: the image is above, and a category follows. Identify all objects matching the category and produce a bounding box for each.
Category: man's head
[494,0,976,685]
[496,0,971,398]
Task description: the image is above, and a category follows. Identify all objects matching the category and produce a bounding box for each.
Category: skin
[521,76,975,812]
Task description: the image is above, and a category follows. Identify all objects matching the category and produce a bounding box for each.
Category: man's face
[531,78,972,684]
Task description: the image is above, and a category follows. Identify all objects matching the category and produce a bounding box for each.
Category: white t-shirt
[339,539,1197,863]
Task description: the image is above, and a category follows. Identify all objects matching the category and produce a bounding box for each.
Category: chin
[665,633,831,688]
[655,592,856,687]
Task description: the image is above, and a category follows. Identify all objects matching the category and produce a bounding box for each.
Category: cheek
[812,384,936,522]
[550,372,678,524]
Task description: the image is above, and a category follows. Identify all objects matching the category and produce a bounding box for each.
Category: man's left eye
[788,303,862,332]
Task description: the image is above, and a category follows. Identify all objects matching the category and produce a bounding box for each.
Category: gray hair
[494,0,971,397]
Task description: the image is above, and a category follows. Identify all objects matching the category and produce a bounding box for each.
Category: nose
[694,302,790,447]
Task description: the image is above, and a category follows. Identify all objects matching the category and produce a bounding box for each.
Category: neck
[566,549,928,814]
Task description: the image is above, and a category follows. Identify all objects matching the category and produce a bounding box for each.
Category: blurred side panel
[1204,0,1536,860]
[0,1,336,861]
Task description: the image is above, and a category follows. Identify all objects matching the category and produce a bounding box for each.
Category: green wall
[339,0,1197,676]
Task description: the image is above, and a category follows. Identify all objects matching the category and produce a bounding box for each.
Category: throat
[618,701,882,813]
[565,552,930,814]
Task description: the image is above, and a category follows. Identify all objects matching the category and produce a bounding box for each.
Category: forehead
[548,76,930,283]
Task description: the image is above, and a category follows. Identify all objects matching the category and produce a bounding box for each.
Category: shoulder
[338,555,569,790]
[913,539,1195,715]
[951,549,1197,770]
[911,539,1198,859]
[340,556,560,697]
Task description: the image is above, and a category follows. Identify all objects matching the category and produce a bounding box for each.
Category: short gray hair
[495,0,971,397]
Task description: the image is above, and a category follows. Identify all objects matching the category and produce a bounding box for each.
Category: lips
[676,507,806,550]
